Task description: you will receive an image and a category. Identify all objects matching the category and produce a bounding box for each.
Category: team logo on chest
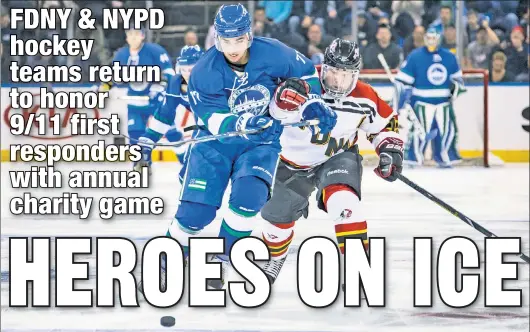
[426,63,448,85]
[228,84,271,115]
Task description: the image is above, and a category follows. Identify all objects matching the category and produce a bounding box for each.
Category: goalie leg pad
[431,103,462,166]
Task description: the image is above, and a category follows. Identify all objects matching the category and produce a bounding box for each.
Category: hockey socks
[217,204,254,260]
[262,221,295,260]
[322,184,368,254]
[167,218,201,258]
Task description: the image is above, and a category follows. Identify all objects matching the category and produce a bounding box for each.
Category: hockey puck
[160,316,175,327]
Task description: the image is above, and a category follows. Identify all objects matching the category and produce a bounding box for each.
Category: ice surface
[1,162,529,332]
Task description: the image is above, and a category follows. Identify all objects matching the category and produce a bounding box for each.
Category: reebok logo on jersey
[327,169,349,177]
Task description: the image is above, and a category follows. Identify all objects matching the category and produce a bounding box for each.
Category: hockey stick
[397,173,530,264]
[376,53,427,140]
[125,119,320,147]
[118,92,184,102]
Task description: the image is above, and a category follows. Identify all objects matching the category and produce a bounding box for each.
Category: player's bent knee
[175,201,217,231]
[229,176,269,215]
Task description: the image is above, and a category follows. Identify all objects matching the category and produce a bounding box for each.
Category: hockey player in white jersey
[259,38,403,286]
[395,27,466,167]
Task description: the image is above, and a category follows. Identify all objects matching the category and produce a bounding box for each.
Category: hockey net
[358,69,501,167]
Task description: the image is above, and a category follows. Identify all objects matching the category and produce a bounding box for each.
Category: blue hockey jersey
[113,42,175,109]
[187,37,320,140]
[144,73,190,142]
[395,47,463,105]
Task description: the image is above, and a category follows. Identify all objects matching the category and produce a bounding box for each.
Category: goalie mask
[424,27,441,52]
[321,38,361,98]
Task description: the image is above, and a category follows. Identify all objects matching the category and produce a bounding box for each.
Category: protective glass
[321,64,359,98]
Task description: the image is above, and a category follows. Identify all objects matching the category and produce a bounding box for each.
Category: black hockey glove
[274,78,310,111]
[374,137,404,182]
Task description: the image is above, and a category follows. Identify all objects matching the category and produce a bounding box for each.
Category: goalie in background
[395,27,466,168]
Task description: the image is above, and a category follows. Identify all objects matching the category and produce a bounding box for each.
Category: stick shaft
[129,119,319,147]
[398,173,530,263]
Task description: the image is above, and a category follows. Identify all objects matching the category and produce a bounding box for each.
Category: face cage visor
[321,64,359,98]
[215,33,252,53]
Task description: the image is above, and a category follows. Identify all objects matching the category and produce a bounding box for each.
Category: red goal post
[359,68,493,167]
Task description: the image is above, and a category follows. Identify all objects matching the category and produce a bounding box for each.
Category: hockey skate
[262,257,286,284]
[206,255,229,290]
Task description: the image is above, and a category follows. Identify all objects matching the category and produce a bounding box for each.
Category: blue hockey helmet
[177,45,204,66]
[214,3,253,52]
[176,45,204,80]
[424,27,442,52]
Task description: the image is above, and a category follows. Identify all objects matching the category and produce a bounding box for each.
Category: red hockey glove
[374,137,404,182]
[274,78,310,111]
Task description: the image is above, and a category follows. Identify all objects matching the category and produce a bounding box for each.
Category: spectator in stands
[339,0,371,32]
[252,6,268,37]
[304,23,333,64]
[184,29,198,47]
[466,9,482,43]
[288,0,336,36]
[377,16,398,42]
[430,5,453,33]
[504,26,529,81]
[465,25,499,69]
[366,1,392,20]
[362,23,403,69]
[403,25,425,58]
[392,1,424,26]
[441,24,457,54]
[74,0,112,66]
[1,5,11,56]
[350,11,377,48]
[490,51,515,82]
[259,0,293,28]
[391,1,424,41]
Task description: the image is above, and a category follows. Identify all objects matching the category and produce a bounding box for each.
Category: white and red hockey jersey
[271,67,401,169]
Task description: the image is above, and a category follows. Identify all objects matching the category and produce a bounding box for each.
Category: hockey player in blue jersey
[395,27,466,167]
[99,28,175,142]
[138,3,337,292]
[134,45,205,170]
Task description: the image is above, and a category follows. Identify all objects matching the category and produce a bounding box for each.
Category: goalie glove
[133,137,155,174]
[274,78,310,111]
[374,136,404,182]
